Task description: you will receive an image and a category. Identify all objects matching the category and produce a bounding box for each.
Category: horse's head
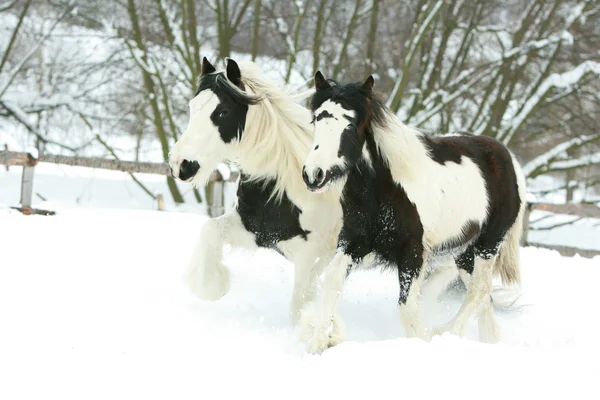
[302,71,375,193]
[169,57,258,186]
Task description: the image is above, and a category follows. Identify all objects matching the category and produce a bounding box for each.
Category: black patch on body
[195,73,258,144]
[236,174,309,252]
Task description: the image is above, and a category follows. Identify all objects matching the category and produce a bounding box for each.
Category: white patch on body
[401,156,488,249]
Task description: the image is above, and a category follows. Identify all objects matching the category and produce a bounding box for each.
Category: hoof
[299,302,345,354]
[184,264,231,301]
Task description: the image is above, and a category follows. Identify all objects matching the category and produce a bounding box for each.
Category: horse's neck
[371,113,430,182]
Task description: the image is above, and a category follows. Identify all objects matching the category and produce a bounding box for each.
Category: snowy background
[1,1,600,399]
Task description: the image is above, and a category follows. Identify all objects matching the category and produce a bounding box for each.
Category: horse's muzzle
[302,165,328,192]
[175,159,200,182]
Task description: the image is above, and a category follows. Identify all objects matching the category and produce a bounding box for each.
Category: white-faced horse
[300,72,527,353]
[169,58,343,323]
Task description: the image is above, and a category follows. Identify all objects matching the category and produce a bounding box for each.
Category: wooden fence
[2,149,599,258]
[0,149,239,216]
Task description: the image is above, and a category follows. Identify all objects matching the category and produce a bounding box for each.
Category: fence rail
[529,202,600,219]
[3,150,174,176]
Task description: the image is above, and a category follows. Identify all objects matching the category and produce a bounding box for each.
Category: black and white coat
[299,73,527,353]
[169,58,343,323]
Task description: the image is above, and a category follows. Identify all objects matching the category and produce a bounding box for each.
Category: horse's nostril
[315,167,324,183]
[302,166,309,184]
[179,159,200,181]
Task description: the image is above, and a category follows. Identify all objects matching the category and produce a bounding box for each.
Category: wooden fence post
[11,149,55,215]
[156,194,164,211]
[19,157,35,209]
[207,170,225,217]
[520,202,533,246]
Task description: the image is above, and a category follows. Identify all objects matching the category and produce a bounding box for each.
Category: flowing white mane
[371,107,430,181]
[220,61,316,202]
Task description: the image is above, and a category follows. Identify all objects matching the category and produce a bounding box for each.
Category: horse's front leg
[291,249,335,325]
[397,245,428,339]
[277,236,335,325]
[185,210,257,301]
[299,251,355,354]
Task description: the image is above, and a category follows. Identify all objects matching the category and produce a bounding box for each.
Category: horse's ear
[314,71,331,91]
[226,58,243,87]
[362,75,374,94]
[201,57,216,76]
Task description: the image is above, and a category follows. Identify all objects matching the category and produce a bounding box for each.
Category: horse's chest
[236,178,308,250]
[339,166,424,262]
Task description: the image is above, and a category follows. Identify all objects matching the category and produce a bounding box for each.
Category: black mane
[310,80,389,132]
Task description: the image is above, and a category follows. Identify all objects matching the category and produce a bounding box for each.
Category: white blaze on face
[169,89,235,186]
[304,100,356,183]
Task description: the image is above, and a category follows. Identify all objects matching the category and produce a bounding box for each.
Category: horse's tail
[494,155,527,287]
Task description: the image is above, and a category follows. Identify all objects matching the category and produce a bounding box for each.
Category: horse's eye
[344,124,354,131]
[218,110,228,118]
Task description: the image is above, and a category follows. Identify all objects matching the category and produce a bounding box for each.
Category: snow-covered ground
[1,204,599,400]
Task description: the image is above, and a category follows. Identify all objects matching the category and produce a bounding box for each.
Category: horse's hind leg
[185,210,257,301]
[434,245,499,342]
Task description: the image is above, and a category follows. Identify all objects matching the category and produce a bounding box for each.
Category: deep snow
[1,206,599,400]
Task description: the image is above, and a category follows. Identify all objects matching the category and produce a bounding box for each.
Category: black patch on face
[194,73,258,144]
[337,123,363,163]
[316,110,335,121]
[310,80,388,133]
[236,174,310,250]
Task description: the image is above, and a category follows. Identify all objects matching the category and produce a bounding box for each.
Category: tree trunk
[127,0,184,203]
[251,0,261,61]
[364,0,379,76]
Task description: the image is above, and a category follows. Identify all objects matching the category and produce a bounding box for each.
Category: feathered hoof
[299,302,345,354]
[305,328,344,354]
[184,263,231,301]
